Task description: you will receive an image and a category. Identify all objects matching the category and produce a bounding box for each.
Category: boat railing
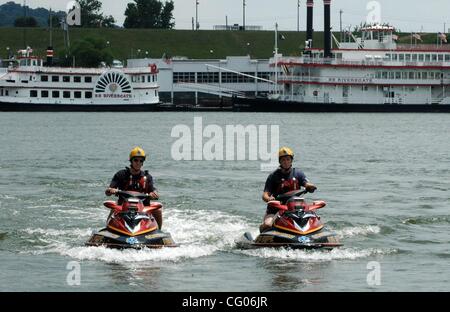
[276,57,449,67]
[278,75,447,85]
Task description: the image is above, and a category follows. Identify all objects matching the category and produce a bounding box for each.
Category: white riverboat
[0,49,160,111]
[233,0,450,112]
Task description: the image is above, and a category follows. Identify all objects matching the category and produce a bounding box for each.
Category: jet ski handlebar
[275,189,309,202]
[115,190,150,201]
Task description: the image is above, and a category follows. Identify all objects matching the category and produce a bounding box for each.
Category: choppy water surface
[0,112,449,291]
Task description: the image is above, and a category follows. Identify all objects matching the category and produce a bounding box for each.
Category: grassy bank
[0,27,447,62]
[0,27,323,61]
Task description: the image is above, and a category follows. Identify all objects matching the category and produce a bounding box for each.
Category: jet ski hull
[237,228,342,250]
[85,228,178,249]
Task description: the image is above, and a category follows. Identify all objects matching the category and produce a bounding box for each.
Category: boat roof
[361,25,395,32]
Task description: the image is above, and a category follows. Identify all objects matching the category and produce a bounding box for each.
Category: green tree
[124,0,174,29]
[14,16,37,27]
[60,37,113,67]
[160,0,174,29]
[77,0,116,28]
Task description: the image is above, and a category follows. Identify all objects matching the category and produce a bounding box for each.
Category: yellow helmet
[278,147,294,159]
[129,147,146,161]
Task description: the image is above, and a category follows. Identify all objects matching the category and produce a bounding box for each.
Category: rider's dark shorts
[266,206,278,215]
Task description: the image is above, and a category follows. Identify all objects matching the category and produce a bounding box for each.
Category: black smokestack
[306,0,314,49]
[324,0,332,58]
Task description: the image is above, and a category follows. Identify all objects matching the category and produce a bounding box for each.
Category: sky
[1,0,450,33]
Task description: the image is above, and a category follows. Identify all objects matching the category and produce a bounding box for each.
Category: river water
[0,112,449,292]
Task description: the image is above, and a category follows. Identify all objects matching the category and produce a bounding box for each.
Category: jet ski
[86,191,178,249]
[237,189,342,250]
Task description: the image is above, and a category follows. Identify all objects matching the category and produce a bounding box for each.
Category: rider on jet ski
[105,147,162,229]
[260,147,317,232]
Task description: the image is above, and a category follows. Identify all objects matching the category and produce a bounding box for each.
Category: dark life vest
[124,169,150,193]
[276,168,300,195]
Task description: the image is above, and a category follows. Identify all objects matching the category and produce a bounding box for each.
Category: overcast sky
[1,0,450,33]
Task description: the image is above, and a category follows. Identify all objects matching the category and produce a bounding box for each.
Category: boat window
[425,54,431,61]
[74,91,82,98]
[417,72,421,79]
[402,72,407,79]
[382,72,388,79]
[41,90,49,98]
[389,72,395,79]
[63,91,71,98]
[30,90,38,97]
[0,89,3,96]
[399,54,404,61]
[74,76,81,83]
[445,54,450,62]
[63,76,70,82]
[405,54,411,61]
[392,54,398,61]
[198,72,220,84]
[52,76,59,82]
[375,72,381,79]
[409,72,415,79]
[422,72,427,79]
[432,54,437,62]
[419,54,424,62]
[148,75,151,83]
[174,72,196,83]
[85,76,92,83]
[412,54,417,61]
[342,86,349,97]
[85,91,92,99]
[5,90,8,96]
[395,72,401,79]
[141,76,145,83]
[52,91,60,98]
[41,75,48,82]
[438,54,444,61]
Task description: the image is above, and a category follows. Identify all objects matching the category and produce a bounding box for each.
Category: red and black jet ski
[86,191,177,249]
[237,189,342,250]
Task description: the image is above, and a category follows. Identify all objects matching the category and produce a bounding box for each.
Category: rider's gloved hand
[105,188,118,196]
[305,183,317,193]
[149,191,159,200]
